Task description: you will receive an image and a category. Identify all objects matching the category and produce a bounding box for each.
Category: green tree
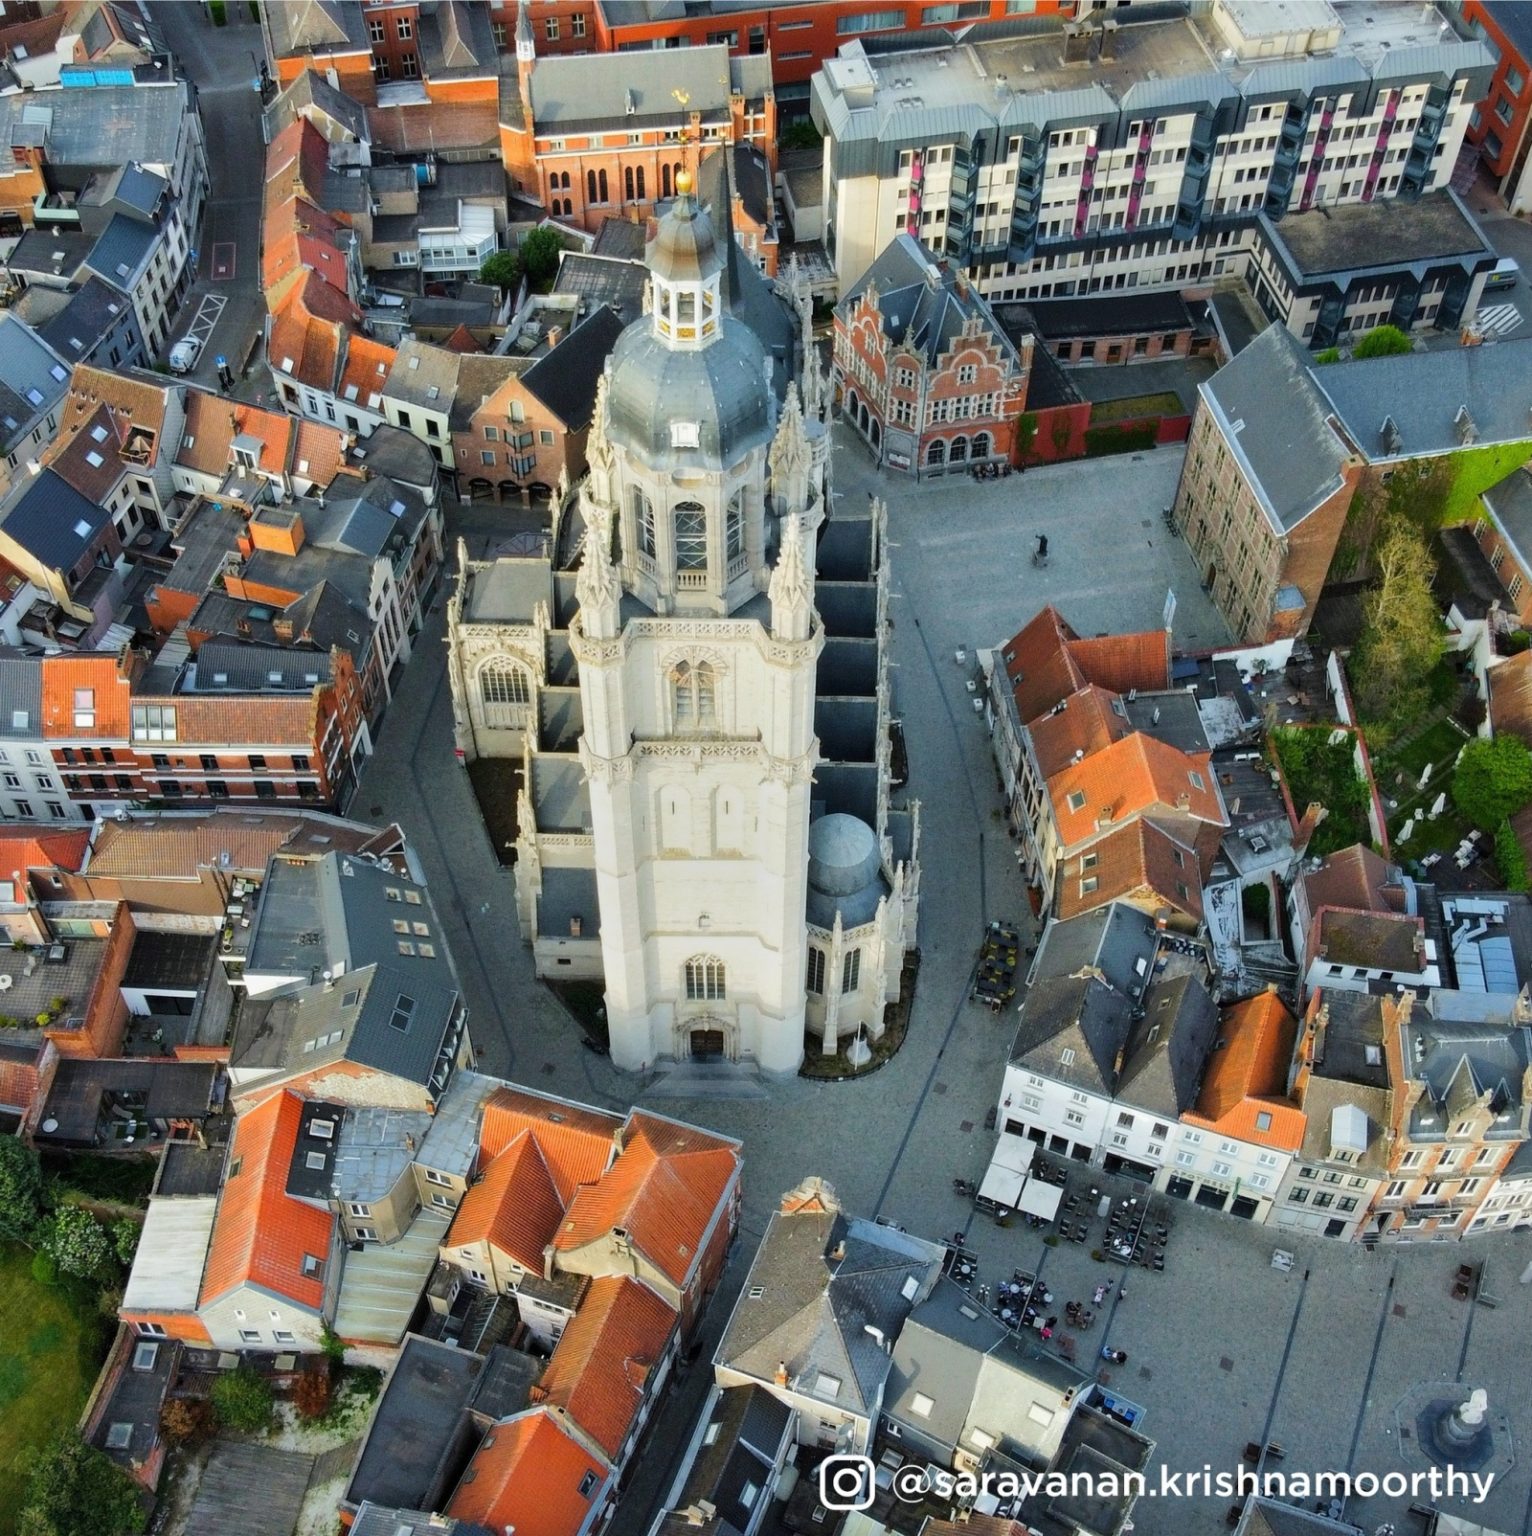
[41,1206,114,1280]
[17,1431,146,1536]
[518,226,566,291]
[478,249,522,293]
[1313,346,1341,365]
[112,1218,140,1267]
[0,1135,46,1242]
[1495,819,1530,891]
[1351,324,1414,360]
[211,1367,275,1433]
[1350,516,1443,729]
[1452,735,1532,830]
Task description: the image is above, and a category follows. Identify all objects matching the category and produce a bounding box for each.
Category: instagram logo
[819,1454,876,1511]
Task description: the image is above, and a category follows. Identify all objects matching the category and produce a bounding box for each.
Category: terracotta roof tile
[442,323,484,355]
[41,653,132,740]
[42,403,131,503]
[532,1275,677,1458]
[553,1114,739,1287]
[447,1131,565,1271]
[447,1408,609,1536]
[1301,845,1397,918]
[291,419,348,486]
[1027,686,1128,780]
[1048,733,1225,848]
[478,1088,620,1201]
[267,271,358,394]
[1054,818,1202,922]
[58,365,170,441]
[1185,991,1305,1150]
[1000,605,1167,726]
[0,827,92,880]
[336,335,397,412]
[176,393,297,479]
[135,692,322,749]
[201,1090,335,1310]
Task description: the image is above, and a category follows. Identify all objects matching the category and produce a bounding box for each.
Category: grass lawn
[1088,391,1184,424]
[0,1245,106,1532]
[1375,718,1467,789]
[41,1151,156,1207]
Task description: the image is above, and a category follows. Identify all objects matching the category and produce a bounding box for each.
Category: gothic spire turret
[769,382,811,513]
[585,372,616,506]
[770,508,813,642]
[576,501,621,639]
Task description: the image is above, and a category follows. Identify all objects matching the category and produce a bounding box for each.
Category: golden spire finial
[675,168,693,197]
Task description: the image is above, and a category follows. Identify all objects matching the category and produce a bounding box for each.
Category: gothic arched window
[927,438,946,467]
[599,168,609,203]
[806,947,826,994]
[478,659,531,726]
[842,949,862,994]
[685,954,726,1000]
[674,501,707,571]
[632,487,656,558]
[636,165,646,200]
[587,169,597,204]
[672,660,716,730]
[725,493,744,561]
[625,165,635,202]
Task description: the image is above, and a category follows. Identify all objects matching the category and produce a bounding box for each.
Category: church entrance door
[690,1028,726,1061]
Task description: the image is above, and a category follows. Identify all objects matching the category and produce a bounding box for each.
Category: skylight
[72,519,92,538]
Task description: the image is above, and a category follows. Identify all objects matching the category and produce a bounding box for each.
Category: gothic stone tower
[572,174,824,1076]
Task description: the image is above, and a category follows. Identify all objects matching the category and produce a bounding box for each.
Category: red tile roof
[40,653,133,741]
[1488,650,1532,749]
[448,1130,565,1272]
[0,1050,40,1113]
[447,1408,609,1536]
[176,393,296,479]
[1000,605,1167,726]
[553,1113,739,1287]
[1185,991,1305,1150]
[442,323,484,355]
[1048,733,1225,848]
[335,335,397,412]
[477,1088,619,1201]
[1027,686,1128,780]
[1300,845,1398,918]
[267,270,359,393]
[1054,818,1203,923]
[0,827,92,882]
[201,1091,335,1311]
[532,1275,677,1459]
[139,693,323,749]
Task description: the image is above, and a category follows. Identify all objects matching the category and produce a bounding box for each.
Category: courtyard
[354,432,1532,1536]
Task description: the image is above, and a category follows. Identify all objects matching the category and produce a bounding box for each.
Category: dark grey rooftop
[37,1059,219,1144]
[1484,465,1532,570]
[5,229,97,282]
[1315,334,1532,463]
[522,304,625,427]
[186,640,332,694]
[1200,323,1351,535]
[463,558,549,624]
[286,1097,346,1200]
[1033,902,1161,998]
[36,277,134,362]
[1115,971,1220,1119]
[1259,189,1491,280]
[0,82,193,171]
[537,866,599,941]
[553,253,651,327]
[345,1334,493,1513]
[0,653,42,740]
[155,1141,227,1198]
[122,930,216,992]
[0,468,110,571]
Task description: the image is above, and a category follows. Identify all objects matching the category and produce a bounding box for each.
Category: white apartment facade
[811,0,1491,303]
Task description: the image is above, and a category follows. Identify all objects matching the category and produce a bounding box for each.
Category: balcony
[676,570,709,590]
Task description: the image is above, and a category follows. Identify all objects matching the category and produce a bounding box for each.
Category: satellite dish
[41,1118,57,1133]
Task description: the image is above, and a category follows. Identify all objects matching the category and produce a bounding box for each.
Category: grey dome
[648,194,719,283]
[606,315,772,468]
[806,813,887,929]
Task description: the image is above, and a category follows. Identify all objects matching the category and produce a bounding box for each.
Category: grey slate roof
[263,67,370,144]
[264,0,364,57]
[716,1206,946,1420]
[1199,322,1351,535]
[1400,1015,1532,1140]
[463,559,550,624]
[1032,902,1160,997]
[0,652,42,739]
[1480,465,1532,569]
[36,277,134,362]
[537,866,599,940]
[83,212,160,288]
[1011,974,1128,1096]
[5,229,97,284]
[1314,334,1532,463]
[554,252,651,325]
[384,339,461,411]
[0,313,70,451]
[837,232,1022,373]
[529,44,740,127]
[1114,971,1220,1118]
[0,83,191,171]
[659,1386,792,1536]
[521,304,625,427]
[0,467,110,570]
[187,641,332,693]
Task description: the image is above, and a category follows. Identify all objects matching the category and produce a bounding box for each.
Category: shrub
[1495,820,1530,892]
[1082,421,1158,459]
[211,1368,274,1434]
[293,1366,333,1422]
[30,1252,58,1286]
[319,1322,347,1364]
[1314,347,1341,365]
[1452,736,1532,830]
[17,1430,146,1536]
[0,1136,46,1242]
[112,1219,140,1267]
[478,250,521,293]
[1351,324,1414,360]
[40,1206,114,1281]
[518,226,566,291]
[160,1397,217,1447]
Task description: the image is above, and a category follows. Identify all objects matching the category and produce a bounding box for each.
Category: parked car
[168,335,203,374]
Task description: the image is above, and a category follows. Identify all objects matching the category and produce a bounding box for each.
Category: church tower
[572,173,825,1075]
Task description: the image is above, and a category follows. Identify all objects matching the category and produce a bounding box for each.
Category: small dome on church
[606,318,772,467]
[807,813,886,929]
[647,180,719,283]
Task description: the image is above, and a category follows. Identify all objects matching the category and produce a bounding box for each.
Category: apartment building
[1461,2,1532,214]
[0,653,70,822]
[1245,189,1496,348]
[811,0,1491,302]
[1173,323,1532,645]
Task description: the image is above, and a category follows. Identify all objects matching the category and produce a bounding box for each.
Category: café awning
[1017,1177,1063,1221]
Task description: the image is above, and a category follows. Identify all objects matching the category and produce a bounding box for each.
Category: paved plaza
[356,433,1532,1536]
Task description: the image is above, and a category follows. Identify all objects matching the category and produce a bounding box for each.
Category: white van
[1484,257,1520,292]
[168,335,203,374]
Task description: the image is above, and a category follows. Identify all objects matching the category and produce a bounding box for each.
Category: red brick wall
[1463,1,1532,178]
[1473,518,1532,623]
